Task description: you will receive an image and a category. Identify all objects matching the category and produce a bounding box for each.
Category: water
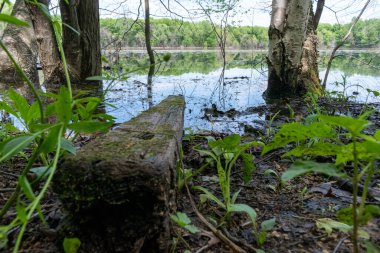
[104,51,380,133]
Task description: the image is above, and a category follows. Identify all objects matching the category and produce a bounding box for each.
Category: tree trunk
[266,0,321,99]
[27,0,65,88]
[0,0,39,91]
[59,0,101,83]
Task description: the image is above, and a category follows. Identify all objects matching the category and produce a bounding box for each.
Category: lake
[104,50,380,133]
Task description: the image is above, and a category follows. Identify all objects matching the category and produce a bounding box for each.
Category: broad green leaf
[16,201,27,223]
[40,125,61,154]
[316,218,369,239]
[0,14,29,26]
[184,224,199,234]
[61,138,76,154]
[0,101,18,119]
[0,135,36,162]
[284,143,342,158]
[170,212,191,227]
[231,189,241,205]
[67,121,112,133]
[281,160,347,182]
[56,86,72,124]
[257,231,267,247]
[229,203,257,225]
[365,241,380,253]
[261,218,276,231]
[26,102,41,125]
[170,212,199,234]
[193,186,226,209]
[374,130,380,141]
[63,237,81,253]
[241,153,255,183]
[30,166,51,178]
[318,115,371,135]
[8,89,30,122]
[262,122,335,154]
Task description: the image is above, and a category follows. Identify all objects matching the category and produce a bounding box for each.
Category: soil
[0,98,379,253]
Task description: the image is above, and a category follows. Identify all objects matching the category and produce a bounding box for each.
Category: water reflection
[104,51,380,134]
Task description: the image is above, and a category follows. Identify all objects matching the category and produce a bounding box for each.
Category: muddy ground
[0,98,379,252]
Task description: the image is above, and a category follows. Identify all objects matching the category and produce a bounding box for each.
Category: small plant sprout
[170,212,200,234]
[194,134,265,245]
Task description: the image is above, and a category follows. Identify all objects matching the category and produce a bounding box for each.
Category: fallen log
[54,95,185,253]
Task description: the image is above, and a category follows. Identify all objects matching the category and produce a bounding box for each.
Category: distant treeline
[101,18,380,49]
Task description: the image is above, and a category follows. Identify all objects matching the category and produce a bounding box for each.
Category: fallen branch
[185,184,247,253]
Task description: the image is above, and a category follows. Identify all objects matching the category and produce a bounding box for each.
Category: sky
[99,0,380,27]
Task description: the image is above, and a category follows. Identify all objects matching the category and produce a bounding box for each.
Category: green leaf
[170,212,199,234]
[257,231,267,247]
[184,224,199,234]
[281,161,347,182]
[316,218,369,239]
[0,14,29,26]
[56,86,72,124]
[61,138,76,154]
[229,203,257,225]
[0,226,9,250]
[40,125,62,154]
[18,176,36,202]
[170,212,191,227]
[0,101,18,120]
[374,130,380,141]
[63,237,81,253]
[67,121,112,133]
[8,89,30,122]
[263,122,335,154]
[193,186,226,209]
[365,241,380,253]
[0,135,36,162]
[318,115,371,135]
[241,153,255,183]
[16,201,27,223]
[263,169,278,178]
[26,102,41,125]
[284,143,342,158]
[261,218,276,231]
[30,166,51,178]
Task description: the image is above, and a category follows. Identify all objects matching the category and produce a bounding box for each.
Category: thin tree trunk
[0,0,39,92]
[322,0,371,89]
[59,0,101,83]
[27,0,65,87]
[144,0,155,66]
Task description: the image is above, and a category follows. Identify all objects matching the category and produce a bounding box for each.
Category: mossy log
[54,96,185,253]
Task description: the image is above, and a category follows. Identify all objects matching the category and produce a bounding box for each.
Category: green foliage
[170,212,200,234]
[63,237,81,253]
[265,113,380,251]
[194,134,267,246]
[0,2,114,252]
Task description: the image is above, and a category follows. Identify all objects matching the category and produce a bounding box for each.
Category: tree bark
[0,0,39,92]
[27,0,65,87]
[266,0,321,99]
[59,0,101,83]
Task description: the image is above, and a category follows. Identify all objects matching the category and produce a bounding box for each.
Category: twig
[322,0,371,88]
[332,237,348,253]
[0,188,16,193]
[185,184,246,253]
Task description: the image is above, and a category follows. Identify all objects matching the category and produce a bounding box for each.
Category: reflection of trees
[112,52,266,76]
[319,52,380,77]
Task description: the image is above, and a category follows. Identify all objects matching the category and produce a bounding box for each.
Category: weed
[263,114,380,252]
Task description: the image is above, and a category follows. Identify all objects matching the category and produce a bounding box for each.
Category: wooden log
[53,95,185,253]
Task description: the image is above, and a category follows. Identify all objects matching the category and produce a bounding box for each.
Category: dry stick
[185,184,247,253]
[322,0,371,89]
